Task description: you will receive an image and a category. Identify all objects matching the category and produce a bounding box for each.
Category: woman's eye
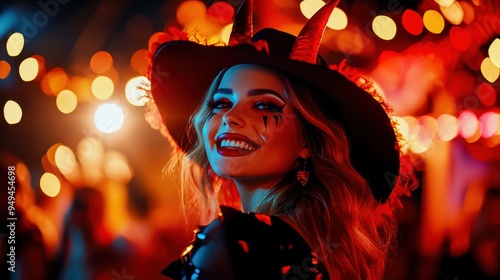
[208,99,231,110]
[254,102,284,113]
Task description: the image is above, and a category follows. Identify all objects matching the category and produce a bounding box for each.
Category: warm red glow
[449,26,471,51]
[476,82,496,107]
[207,1,234,24]
[464,51,484,71]
[402,9,423,36]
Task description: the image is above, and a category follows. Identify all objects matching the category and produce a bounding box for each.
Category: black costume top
[162,206,328,280]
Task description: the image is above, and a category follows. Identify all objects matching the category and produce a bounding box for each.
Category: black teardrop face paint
[263,114,284,130]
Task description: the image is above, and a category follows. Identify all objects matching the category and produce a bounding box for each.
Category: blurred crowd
[1,149,499,280]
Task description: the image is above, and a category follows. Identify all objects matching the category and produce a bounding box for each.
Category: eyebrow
[215,88,285,102]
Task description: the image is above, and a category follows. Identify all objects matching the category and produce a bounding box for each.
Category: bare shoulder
[191,218,234,280]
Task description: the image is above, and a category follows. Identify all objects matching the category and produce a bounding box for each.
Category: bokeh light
[300,0,324,19]
[40,172,61,197]
[125,76,149,106]
[419,116,438,140]
[480,57,500,83]
[90,51,113,74]
[130,49,148,74]
[480,112,500,138]
[300,0,347,30]
[0,60,11,79]
[476,82,496,107]
[437,114,459,141]
[148,32,164,50]
[372,15,397,40]
[4,100,22,125]
[207,1,234,24]
[423,10,445,34]
[40,68,68,96]
[104,151,133,183]
[91,76,114,100]
[19,57,38,82]
[327,8,348,30]
[435,0,455,6]
[459,111,479,139]
[488,38,500,68]
[176,0,207,26]
[6,32,24,57]
[56,89,78,114]
[55,145,77,176]
[402,9,423,36]
[220,23,233,45]
[449,26,470,51]
[94,103,124,133]
[439,1,464,25]
[459,1,475,24]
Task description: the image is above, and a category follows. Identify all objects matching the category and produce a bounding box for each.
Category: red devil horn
[228,0,253,46]
[290,0,339,63]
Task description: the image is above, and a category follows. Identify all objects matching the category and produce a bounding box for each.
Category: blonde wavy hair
[159,63,417,279]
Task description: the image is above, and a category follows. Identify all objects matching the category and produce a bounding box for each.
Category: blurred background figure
[51,187,133,280]
[1,153,54,280]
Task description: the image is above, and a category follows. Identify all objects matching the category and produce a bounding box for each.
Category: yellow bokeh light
[436,114,458,141]
[91,76,114,100]
[19,57,39,82]
[94,103,124,133]
[105,151,133,183]
[300,0,323,19]
[480,57,500,83]
[176,0,207,26]
[300,0,347,30]
[220,23,233,45]
[6,32,24,57]
[125,76,149,106]
[40,172,61,197]
[56,89,78,114]
[372,15,397,40]
[488,38,500,68]
[327,8,348,30]
[0,60,11,79]
[440,1,463,25]
[423,10,445,34]
[435,0,456,7]
[55,145,77,176]
[4,100,22,125]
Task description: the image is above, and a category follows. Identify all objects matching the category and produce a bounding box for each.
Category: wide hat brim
[151,28,400,202]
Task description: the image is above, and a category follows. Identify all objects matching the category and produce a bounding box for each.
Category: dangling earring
[296,158,310,186]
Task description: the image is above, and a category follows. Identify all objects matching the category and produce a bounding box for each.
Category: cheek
[202,115,221,145]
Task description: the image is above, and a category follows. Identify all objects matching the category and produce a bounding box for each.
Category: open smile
[215,133,260,157]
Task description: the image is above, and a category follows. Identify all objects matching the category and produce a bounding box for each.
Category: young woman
[146,0,417,279]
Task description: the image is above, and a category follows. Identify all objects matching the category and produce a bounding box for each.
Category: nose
[222,106,245,127]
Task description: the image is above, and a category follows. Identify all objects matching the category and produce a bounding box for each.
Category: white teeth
[220,139,255,151]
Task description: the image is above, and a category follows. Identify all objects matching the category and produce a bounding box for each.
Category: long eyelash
[206,100,217,108]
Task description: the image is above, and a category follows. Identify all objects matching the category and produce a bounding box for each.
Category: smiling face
[201,64,309,181]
